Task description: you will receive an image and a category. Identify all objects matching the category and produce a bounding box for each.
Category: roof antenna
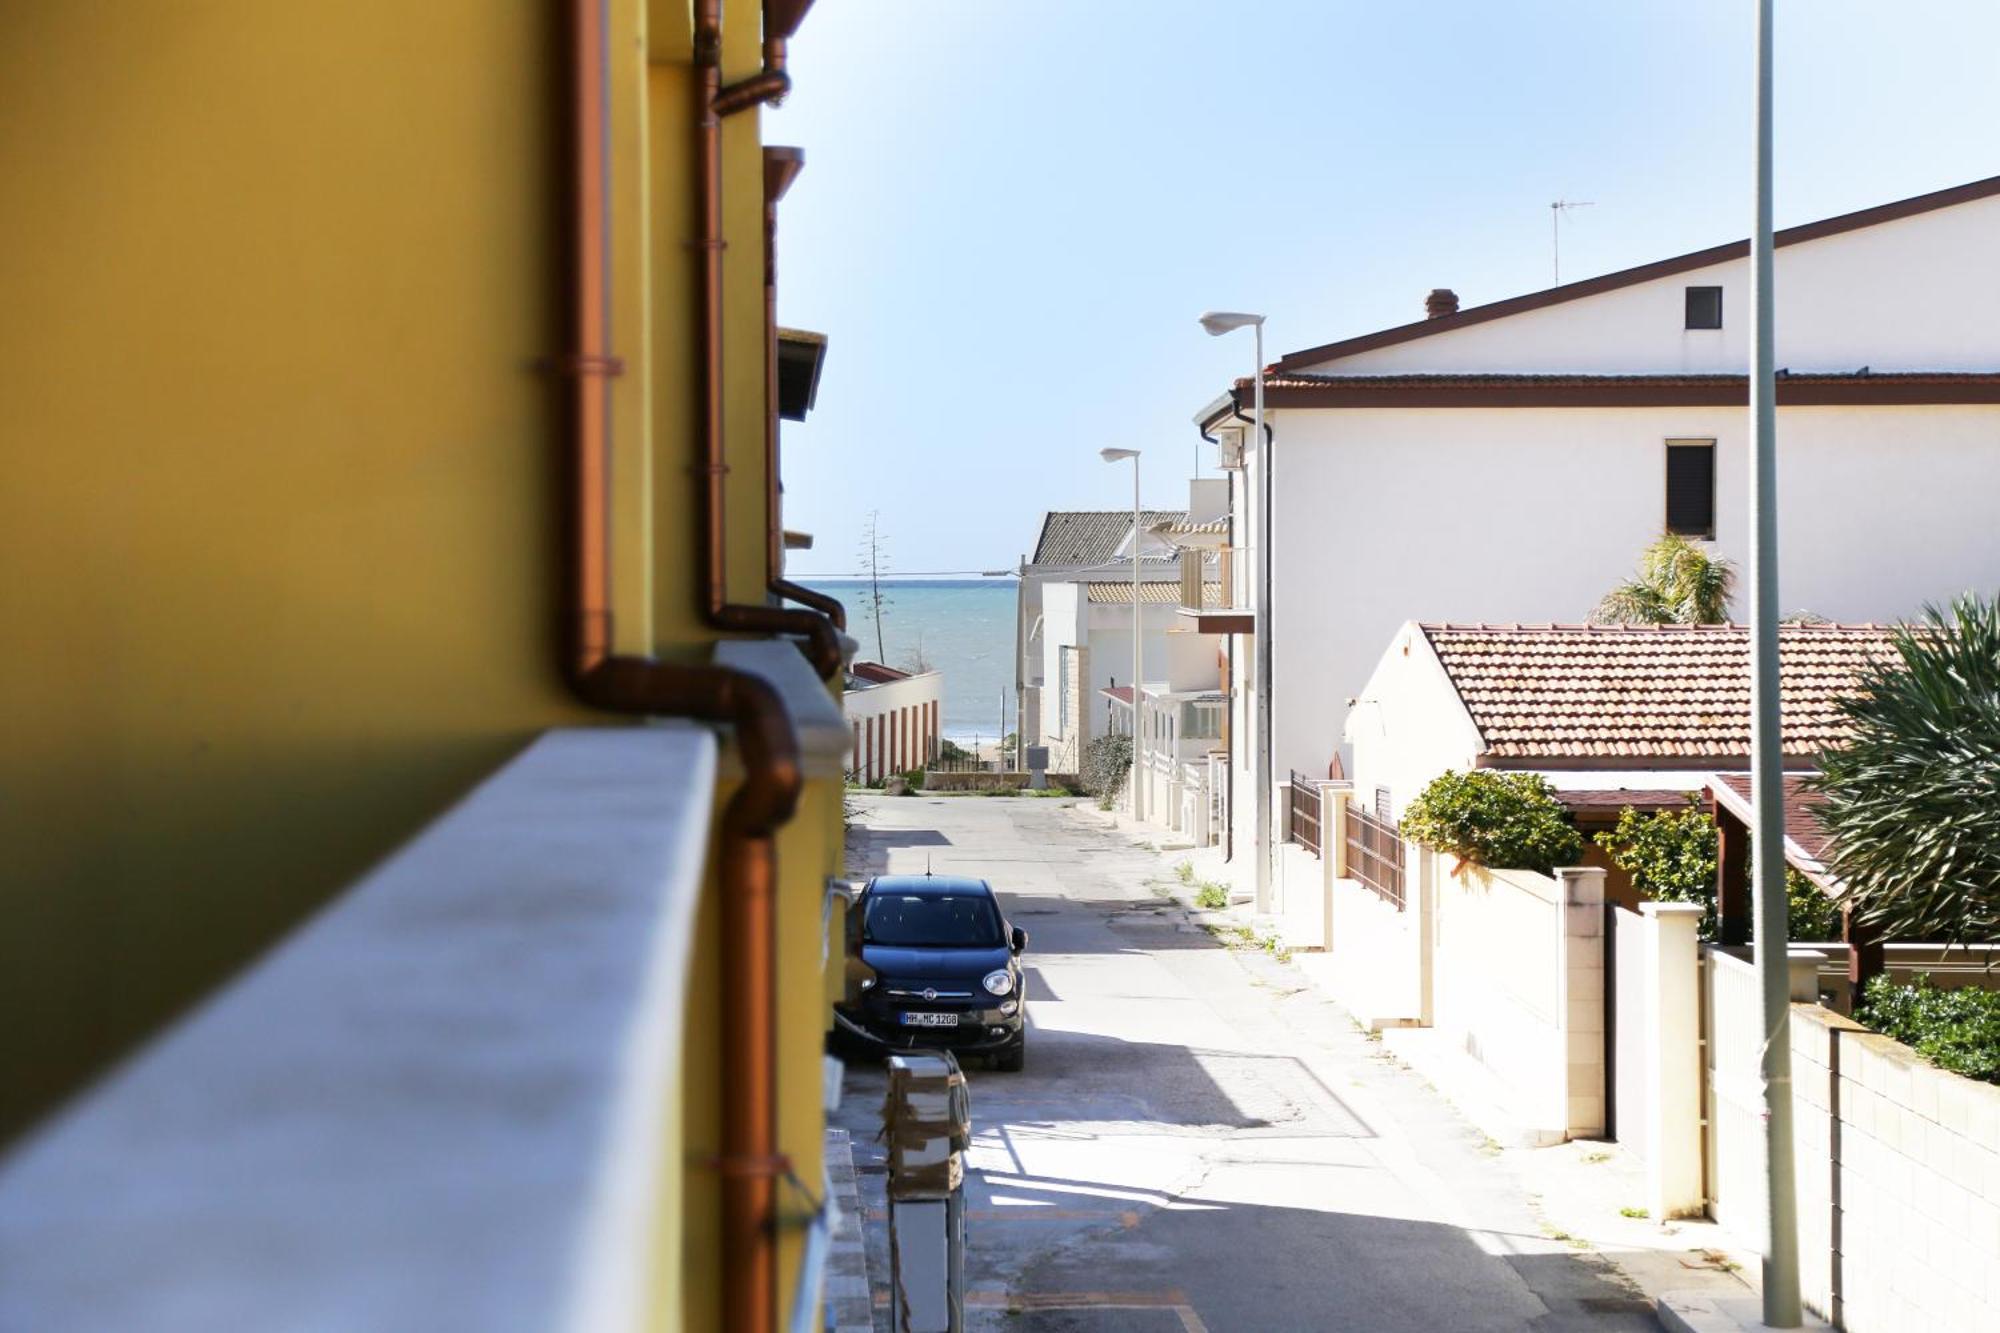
[925,854,933,877]
[1550,199,1594,285]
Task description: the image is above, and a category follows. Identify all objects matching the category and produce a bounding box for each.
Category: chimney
[1425,288,1459,319]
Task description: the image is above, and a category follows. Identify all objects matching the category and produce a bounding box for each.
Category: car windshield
[863,892,1003,948]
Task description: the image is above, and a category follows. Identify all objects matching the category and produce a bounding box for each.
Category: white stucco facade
[1294,186,2000,377]
[1037,581,1218,770]
[1203,177,2000,872]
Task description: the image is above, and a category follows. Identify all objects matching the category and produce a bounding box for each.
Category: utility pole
[1749,0,1802,1323]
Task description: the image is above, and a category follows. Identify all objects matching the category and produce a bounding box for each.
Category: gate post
[1555,866,1607,1138]
[1321,787,1349,955]
[1643,902,1706,1219]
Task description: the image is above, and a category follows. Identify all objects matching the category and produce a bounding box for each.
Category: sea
[802,578,1017,744]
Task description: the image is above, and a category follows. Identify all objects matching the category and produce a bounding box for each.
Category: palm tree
[1589,533,1736,625]
[1809,594,2000,944]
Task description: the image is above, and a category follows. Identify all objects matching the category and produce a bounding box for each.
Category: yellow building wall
[0,2,590,1138]
[3,2,838,1324]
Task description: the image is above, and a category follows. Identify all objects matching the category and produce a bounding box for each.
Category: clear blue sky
[770,0,2000,577]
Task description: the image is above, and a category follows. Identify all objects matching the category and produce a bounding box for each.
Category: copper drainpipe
[564,6,797,1333]
[697,0,842,680]
[763,144,847,630]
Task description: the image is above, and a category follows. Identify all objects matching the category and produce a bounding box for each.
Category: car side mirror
[1010,926,1027,954]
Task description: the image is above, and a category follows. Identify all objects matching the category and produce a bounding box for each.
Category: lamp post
[1100,447,1143,823]
[1199,311,1270,914]
[1748,0,1801,1323]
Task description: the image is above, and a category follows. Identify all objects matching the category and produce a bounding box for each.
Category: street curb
[1656,1290,1832,1332]
[823,1128,874,1333]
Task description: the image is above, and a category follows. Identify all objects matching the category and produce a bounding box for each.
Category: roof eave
[1274,173,2000,372]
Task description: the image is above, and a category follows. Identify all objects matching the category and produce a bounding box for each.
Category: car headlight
[859,976,875,990]
[982,970,1012,996]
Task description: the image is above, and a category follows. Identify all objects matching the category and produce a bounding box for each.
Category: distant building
[1195,174,2000,880]
[1015,508,1185,751]
[845,661,943,783]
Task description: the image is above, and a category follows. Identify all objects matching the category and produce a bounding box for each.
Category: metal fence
[1344,804,1405,909]
[1286,771,1322,857]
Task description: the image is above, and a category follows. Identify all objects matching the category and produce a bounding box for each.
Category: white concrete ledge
[0,726,717,1333]
[715,637,849,778]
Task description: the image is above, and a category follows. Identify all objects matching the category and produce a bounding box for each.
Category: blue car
[835,874,1029,1071]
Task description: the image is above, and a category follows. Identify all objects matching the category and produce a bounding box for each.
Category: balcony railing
[1177,546,1253,633]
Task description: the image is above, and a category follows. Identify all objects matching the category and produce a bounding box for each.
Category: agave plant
[1809,594,2000,943]
[1589,533,1736,625]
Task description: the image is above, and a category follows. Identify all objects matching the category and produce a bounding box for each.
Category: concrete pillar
[1322,788,1349,955]
[1555,866,1607,1138]
[1642,901,1706,1219]
[1789,948,1829,1003]
[1413,841,1436,1028]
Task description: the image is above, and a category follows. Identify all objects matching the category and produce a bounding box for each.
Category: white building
[1015,509,1184,751]
[842,661,942,784]
[1195,174,2000,881]
[1029,481,1234,775]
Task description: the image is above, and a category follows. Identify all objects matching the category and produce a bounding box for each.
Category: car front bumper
[833,1002,1024,1054]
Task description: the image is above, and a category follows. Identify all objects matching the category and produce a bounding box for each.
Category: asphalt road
[834,794,1658,1332]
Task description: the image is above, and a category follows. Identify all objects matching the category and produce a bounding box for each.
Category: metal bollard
[882,1051,971,1333]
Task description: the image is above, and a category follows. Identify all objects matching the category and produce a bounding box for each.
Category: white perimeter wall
[1268,402,2000,782]
[1300,191,2000,376]
[843,671,942,781]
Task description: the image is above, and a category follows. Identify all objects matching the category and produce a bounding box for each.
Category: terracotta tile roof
[848,661,909,685]
[1031,510,1185,567]
[1710,773,1835,878]
[1420,623,1901,765]
[1085,581,1223,606]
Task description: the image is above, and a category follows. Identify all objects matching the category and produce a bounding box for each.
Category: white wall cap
[714,637,848,777]
[0,726,719,1333]
[1641,902,1709,919]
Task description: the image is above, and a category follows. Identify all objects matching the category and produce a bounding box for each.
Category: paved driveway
[833,794,1656,1331]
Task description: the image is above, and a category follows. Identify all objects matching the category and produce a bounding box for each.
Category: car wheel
[992,1041,1025,1072]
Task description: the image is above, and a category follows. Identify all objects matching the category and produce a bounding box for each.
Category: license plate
[899,1011,959,1028]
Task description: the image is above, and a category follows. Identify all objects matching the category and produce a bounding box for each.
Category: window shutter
[1665,442,1716,537]
[1685,286,1723,330]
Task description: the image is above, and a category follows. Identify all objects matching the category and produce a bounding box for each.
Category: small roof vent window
[1685,285,1723,330]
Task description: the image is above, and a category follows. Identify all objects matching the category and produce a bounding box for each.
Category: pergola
[1705,772,1882,995]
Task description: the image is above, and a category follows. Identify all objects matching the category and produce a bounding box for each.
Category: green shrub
[1857,975,2000,1085]
[1194,882,1229,910]
[1079,734,1133,802]
[1594,799,1842,941]
[1402,770,1581,875]
[1175,861,1196,885]
[1595,798,1718,933]
[899,768,924,793]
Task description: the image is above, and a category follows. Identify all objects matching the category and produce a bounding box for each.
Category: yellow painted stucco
[1,1,844,1327]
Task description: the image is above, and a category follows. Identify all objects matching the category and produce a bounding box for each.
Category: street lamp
[1100,446,1144,823]
[1199,310,1271,914]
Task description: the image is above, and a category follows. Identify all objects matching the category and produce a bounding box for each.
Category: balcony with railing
[1177,546,1253,634]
